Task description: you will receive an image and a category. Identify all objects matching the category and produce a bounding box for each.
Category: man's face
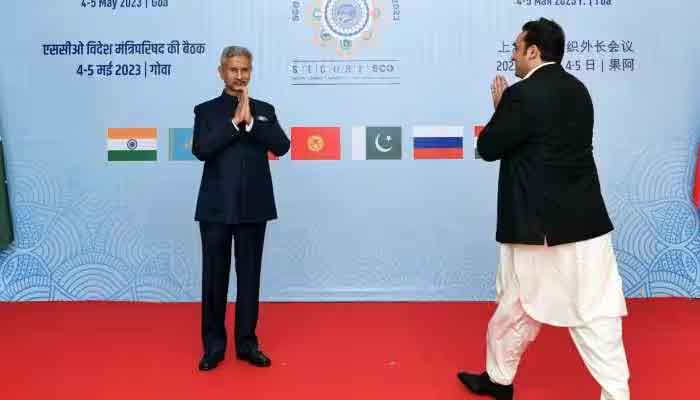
[511,31,532,78]
[219,55,252,95]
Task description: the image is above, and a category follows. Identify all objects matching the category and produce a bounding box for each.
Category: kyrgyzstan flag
[693,144,700,208]
[291,127,341,160]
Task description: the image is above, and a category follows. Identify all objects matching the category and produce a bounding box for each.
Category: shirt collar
[523,61,556,80]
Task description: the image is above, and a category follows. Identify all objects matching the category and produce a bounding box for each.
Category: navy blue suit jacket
[192,91,290,224]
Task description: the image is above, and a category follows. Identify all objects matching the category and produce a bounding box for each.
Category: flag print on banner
[107,128,157,162]
[694,144,699,208]
[351,126,402,160]
[291,127,341,160]
[169,128,196,161]
[0,136,13,249]
[412,126,464,159]
[474,125,484,159]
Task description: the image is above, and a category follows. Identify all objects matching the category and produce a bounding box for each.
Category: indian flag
[107,128,157,162]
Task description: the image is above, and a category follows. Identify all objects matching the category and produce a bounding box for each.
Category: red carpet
[0,299,696,399]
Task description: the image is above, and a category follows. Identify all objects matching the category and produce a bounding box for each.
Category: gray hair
[220,46,253,65]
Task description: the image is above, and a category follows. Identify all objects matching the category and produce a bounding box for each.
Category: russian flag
[412,126,464,159]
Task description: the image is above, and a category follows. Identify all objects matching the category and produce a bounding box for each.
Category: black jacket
[477,63,613,246]
[192,91,290,224]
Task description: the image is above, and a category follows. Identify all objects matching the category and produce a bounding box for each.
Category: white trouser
[485,274,631,400]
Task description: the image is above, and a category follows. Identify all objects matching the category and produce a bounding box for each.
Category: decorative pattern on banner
[608,137,700,298]
[0,162,199,301]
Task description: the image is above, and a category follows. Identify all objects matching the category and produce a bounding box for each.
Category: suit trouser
[485,273,630,400]
[199,221,267,356]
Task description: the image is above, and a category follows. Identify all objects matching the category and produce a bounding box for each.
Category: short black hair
[522,18,565,63]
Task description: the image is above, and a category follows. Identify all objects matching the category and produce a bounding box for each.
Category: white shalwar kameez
[486,233,630,400]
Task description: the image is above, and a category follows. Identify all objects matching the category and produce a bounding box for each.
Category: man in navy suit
[192,45,290,371]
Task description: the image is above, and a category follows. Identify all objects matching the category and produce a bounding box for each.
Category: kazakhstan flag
[0,136,13,249]
[169,128,196,161]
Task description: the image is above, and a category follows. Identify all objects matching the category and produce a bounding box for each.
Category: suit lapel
[216,92,237,117]
[249,98,257,118]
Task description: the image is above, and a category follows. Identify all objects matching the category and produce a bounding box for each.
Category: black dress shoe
[457,371,513,400]
[198,353,224,371]
[236,349,271,367]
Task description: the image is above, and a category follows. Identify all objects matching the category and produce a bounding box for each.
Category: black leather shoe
[457,371,513,400]
[236,349,271,367]
[198,353,224,371]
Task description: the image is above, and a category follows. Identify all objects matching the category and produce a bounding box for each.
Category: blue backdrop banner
[0,0,698,301]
